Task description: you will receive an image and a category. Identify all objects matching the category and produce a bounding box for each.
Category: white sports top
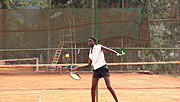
[89,44,107,70]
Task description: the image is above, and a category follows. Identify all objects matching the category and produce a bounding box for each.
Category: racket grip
[75,67,79,72]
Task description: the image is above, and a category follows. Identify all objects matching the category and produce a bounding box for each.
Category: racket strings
[70,72,80,80]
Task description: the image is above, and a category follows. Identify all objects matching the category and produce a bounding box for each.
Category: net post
[174,66,176,78]
[36,57,39,72]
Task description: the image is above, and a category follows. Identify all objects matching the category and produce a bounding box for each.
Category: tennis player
[75,36,124,102]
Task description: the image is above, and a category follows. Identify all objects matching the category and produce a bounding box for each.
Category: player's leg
[104,76,118,102]
[91,77,99,102]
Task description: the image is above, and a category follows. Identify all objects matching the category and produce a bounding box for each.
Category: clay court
[0,72,180,102]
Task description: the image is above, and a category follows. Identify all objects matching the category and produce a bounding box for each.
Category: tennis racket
[67,66,81,80]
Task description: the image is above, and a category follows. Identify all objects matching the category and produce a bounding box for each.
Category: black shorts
[93,64,110,78]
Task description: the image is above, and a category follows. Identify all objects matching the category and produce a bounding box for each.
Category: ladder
[52,42,64,64]
[51,29,66,65]
[51,16,76,71]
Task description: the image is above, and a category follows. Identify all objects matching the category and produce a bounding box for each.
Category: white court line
[39,97,42,102]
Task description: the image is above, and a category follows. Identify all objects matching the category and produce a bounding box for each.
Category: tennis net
[0,61,179,76]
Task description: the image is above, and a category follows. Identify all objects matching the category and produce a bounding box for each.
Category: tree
[146,0,180,74]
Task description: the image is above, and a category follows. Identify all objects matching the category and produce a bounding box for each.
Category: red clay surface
[0,73,180,102]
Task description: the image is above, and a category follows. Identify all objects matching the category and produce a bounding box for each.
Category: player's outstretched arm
[75,58,92,71]
[101,45,125,56]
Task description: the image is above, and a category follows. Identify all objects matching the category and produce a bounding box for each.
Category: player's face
[88,39,95,47]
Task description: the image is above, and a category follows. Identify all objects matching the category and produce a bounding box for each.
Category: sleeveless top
[89,44,106,70]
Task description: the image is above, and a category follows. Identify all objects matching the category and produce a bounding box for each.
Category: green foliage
[1,0,148,9]
[51,0,92,8]
[0,0,49,9]
[144,0,180,75]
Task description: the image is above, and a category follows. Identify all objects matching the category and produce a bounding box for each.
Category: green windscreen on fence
[0,7,145,49]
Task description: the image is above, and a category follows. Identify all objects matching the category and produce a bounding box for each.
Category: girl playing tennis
[75,36,125,102]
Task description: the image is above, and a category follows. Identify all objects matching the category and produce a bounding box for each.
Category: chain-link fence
[0,48,179,75]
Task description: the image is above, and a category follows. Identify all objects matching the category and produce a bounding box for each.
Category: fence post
[177,41,180,76]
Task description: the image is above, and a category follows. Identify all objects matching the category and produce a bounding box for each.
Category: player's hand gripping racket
[117,51,125,56]
[67,66,81,80]
[118,47,128,59]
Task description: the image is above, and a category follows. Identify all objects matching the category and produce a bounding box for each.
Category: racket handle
[75,67,79,72]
